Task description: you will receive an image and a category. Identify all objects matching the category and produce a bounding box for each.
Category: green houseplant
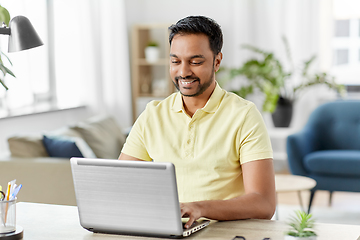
[0,4,15,90]
[221,37,345,127]
[284,210,317,240]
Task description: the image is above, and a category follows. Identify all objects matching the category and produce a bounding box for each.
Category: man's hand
[180,202,202,228]
[180,159,275,226]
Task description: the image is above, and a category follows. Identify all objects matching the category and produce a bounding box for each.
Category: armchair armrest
[286,127,319,176]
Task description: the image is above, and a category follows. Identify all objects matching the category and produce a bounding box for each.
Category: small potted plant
[284,210,317,240]
[144,40,160,63]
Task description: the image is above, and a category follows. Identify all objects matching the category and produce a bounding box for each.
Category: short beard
[173,64,215,97]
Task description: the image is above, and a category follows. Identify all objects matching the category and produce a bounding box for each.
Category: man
[119,16,276,228]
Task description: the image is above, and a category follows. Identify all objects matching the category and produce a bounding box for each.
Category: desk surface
[16,202,360,240]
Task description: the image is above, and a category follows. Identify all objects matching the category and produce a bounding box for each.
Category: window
[0,0,49,112]
[0,0,88,116]
[52,0,91,108]
[331,0,360,85]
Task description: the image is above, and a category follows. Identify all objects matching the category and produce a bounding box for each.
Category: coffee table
[275,174,317,217]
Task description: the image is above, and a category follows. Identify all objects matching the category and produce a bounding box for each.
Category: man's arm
[118,153,144,161]
[180,158,276,228]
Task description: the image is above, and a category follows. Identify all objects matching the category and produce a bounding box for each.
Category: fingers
[184,216,196,229]
[180,202,201,228]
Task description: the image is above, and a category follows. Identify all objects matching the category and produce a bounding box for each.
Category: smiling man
[119,16,276,228]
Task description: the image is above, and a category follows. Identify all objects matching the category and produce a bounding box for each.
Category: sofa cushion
[304,150,360,177]
[8,135,49,157]
[48,127,84,139]
[42,135,96,158]
[70,115,125,159]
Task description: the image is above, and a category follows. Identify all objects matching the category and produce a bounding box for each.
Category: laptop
[70,157,210,238]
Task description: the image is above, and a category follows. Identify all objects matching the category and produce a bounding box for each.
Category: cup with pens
[0,179,22,234]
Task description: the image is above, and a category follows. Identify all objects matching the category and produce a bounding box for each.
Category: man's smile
[180,79,197,85]
[175,76,200,89]
[179,79,199,88]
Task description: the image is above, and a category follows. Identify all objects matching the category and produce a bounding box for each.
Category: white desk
[15,202,360,240]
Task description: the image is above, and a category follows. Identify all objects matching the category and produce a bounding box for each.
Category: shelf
[136,58,169,65]
[131,23,171,122]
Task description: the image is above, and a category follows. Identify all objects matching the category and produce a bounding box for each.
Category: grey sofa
[0,115,126,206]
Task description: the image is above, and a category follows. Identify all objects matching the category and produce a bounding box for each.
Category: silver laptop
[70,157,210,238]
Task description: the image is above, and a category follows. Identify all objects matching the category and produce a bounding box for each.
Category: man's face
[169,34,222,97]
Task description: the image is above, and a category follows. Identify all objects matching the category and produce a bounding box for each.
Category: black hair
[168,16,223,55]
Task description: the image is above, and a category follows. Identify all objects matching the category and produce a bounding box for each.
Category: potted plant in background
[0,4,15,90]
[284,210,317,240]
[144,40,160,63]
[220,37,345,127]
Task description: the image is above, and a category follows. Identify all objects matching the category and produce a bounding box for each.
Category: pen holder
[0,198,16,234]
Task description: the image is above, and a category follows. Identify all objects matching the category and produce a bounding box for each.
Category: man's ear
[214,52,223,72]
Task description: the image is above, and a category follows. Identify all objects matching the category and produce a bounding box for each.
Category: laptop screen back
[70,158,184,237]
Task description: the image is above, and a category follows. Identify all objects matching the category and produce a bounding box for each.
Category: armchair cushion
[304,150,360,178]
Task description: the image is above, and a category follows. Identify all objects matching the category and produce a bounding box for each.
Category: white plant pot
[145,46,160,63]
[284,235,317,240]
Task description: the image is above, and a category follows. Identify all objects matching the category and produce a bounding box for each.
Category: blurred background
[0,0,358,152]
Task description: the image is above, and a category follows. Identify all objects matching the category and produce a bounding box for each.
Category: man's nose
[179,63,192,78]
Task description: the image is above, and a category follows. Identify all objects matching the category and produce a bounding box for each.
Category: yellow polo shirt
[122,83,273,202]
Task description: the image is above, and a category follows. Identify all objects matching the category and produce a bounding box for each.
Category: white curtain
[229,0,333,128]
[231,0,321,75]
[54,0,132,128]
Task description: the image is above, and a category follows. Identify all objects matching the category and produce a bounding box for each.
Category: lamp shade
[8,16,43,53]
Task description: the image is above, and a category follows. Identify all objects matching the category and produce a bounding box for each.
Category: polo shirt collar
[172,81,224,114]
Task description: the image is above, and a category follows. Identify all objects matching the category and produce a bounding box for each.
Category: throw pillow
[70,115,126,159]
[42,135,97,158]
[8,135,49,157]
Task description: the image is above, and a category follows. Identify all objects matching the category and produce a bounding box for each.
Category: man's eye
[191,61,203,65]
[171,60,180,64]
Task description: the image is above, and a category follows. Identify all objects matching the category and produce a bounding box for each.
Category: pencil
[4,182,11,224]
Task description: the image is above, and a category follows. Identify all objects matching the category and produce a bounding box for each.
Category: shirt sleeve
[121,109,152,161]
[239,104,273,164]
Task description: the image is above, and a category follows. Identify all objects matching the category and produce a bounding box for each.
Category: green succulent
[285,210,317,237]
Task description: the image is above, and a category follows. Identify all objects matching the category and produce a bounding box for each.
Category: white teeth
[180,80,196,85]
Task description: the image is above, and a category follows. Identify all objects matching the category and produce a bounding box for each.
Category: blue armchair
[287,100,360,212]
